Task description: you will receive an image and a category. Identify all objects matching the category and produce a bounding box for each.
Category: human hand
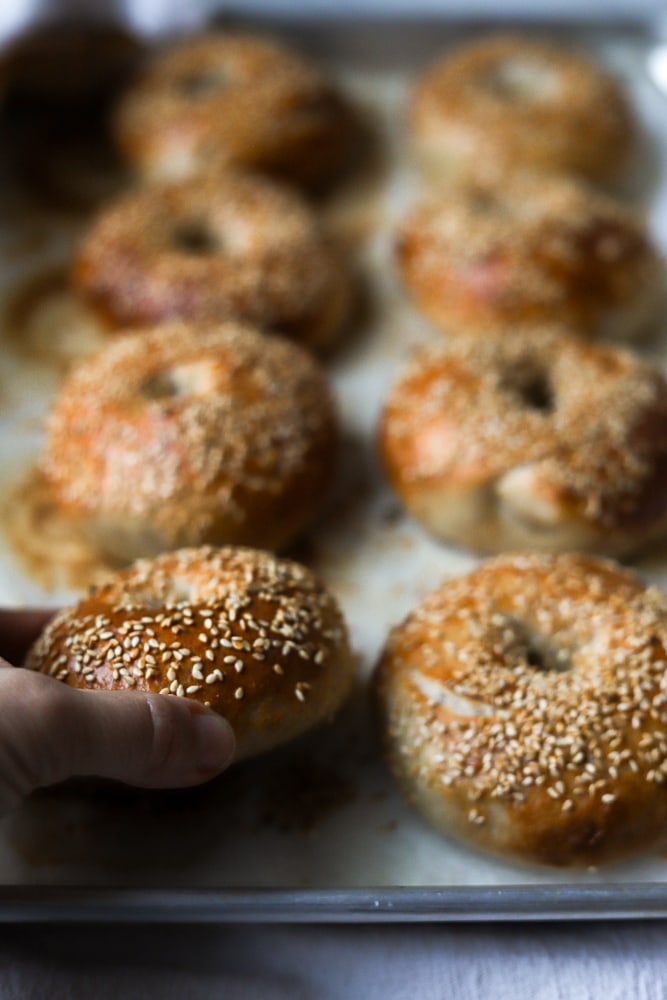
[0,609,235,816]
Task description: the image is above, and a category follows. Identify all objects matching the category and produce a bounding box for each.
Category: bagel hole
[178,72,226,98]
[517,632,571,674]
[497,615,571,674]
[471,192,503,215]
[501,365,554,414]
[141,361,218,400]
[485,60,560,103]
[172,220,219,256]
[522,641,570,673]
[525,646,553,671]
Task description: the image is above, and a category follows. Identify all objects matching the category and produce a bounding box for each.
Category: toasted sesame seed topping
[24,546,349,770]
[295,681,311,702]
[382,328,667,539]
[378,552,667,845]
[43,319,338,553]
[398,163,660,339]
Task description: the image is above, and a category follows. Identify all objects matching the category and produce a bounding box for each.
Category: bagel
[379,330,667,556]
[42,322,339,561]
[410,35,637,183]
[72,170,350,350]
[26,545,355,763]
[396,172,665,342]
[113,33,356,190]
[375,553,667,866]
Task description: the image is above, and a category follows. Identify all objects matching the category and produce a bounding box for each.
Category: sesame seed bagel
[43,322,338,561]
[396,172,665,342]
[113,33,356,190]
[379,330,667,557]
[410,36,636,183]
[72,171,350,350]
[375,553,667,867]
[25,546,355,763]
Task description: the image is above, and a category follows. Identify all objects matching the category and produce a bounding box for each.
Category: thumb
[0,665,235,814]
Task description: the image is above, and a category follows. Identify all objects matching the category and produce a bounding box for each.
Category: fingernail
[192,712,235,772]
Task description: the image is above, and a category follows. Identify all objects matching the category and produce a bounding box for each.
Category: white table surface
[2,921,667,999]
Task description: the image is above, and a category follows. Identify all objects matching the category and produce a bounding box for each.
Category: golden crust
[43,322,339,560]
[379,329,667,556]
[375,553,667,867]
[25,546,355,762]
[410,35,637,182]
[72,170,350,350]
[396,172,665,341]
[113,33,356,190]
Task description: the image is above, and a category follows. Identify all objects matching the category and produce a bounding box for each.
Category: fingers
[0,666,236,815]
[0,608,55,665]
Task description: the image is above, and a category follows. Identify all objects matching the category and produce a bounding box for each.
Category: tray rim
[3,884,667,922]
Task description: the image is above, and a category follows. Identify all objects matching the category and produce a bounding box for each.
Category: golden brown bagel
[25,546,355,762]
[375,553,667,867]
[396,172,665,342]
[43,322,339,561]
[379,329,667,556]
[410,35,637,183]
[113,33,356,190]
[72,170,350,350]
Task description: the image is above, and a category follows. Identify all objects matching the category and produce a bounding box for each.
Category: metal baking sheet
[0,15,666,921]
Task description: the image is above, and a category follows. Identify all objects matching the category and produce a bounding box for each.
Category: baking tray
[0,14,666,922]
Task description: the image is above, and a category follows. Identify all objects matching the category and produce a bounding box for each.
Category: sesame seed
[295,682,311,702]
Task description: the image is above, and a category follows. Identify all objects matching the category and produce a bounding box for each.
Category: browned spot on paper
[1,267,107,371]
[258,758,357,833]
[1,465,118,592]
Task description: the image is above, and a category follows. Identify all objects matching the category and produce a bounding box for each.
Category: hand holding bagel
[0,608,235,817]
